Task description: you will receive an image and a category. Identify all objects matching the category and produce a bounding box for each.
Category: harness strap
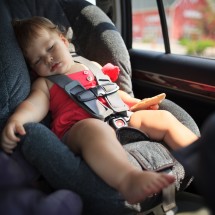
[71,53,128,113]
[138,172,177,215]
[162,172,177,215]
[48,54,129,120]
[48,75,113,119]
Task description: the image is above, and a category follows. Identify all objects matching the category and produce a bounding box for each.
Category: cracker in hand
[130,93,166,111]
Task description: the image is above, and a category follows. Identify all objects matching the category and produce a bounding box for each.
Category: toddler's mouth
[51,62,61,72]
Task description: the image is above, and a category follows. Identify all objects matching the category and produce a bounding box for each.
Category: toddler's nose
[45,55,53,65]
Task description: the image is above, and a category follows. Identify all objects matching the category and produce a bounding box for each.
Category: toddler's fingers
[6,128,21,142]
[15,124,26,136]
[147,104,159,110]
[4,148,14,154]
[1,141,17,154]
[3,148,13,154]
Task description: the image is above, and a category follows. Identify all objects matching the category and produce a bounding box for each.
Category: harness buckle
[107,116,128,129]
[91,82,119,97]
[75,83,119,102]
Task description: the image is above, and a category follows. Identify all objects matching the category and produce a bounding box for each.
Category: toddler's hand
[0,120,26,154]
[130,93,166,111]
[146,104,159,110]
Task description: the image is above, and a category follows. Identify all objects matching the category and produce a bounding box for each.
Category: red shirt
[49,63,120,139]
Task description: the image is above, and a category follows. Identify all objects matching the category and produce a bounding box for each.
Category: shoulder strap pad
[71,54,129,113]
[47,54,129,120]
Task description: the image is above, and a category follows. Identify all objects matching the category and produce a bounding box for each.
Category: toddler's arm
[1,78,50,153]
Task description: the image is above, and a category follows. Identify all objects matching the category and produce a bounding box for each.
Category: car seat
[0,0,205,214]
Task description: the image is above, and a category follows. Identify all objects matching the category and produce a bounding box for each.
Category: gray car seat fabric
[0,0,201,214]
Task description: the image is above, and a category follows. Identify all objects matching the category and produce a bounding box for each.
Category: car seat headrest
[61,0,133,95]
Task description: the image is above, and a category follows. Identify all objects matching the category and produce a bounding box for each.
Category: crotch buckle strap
[106,112,130,130]
[107,116,128,129]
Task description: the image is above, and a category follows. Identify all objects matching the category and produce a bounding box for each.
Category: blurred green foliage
[179,38,215,55]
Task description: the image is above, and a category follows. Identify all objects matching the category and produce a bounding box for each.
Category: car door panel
[130,49,215,127]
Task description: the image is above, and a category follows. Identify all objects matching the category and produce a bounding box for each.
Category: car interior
[0,0,214,214]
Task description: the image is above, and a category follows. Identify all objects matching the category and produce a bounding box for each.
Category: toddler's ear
[66,27,73,41]
[65,27,75,52]
[60,34,70,47]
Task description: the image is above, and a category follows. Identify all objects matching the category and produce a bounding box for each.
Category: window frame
[121,0,171,52]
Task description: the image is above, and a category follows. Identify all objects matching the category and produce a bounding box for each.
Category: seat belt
[47,54,129,122]
[48,74,114,119]
[71,53,128,113]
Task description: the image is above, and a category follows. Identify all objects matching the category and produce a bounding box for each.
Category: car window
[86,0,96,5]
[132,0,165,52]
[132,0,215,59]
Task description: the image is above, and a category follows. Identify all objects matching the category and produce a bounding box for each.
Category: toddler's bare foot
[118,170,175,204]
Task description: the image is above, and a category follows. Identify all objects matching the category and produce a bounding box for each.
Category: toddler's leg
[129,110,198,150]
[63,118,175,204]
